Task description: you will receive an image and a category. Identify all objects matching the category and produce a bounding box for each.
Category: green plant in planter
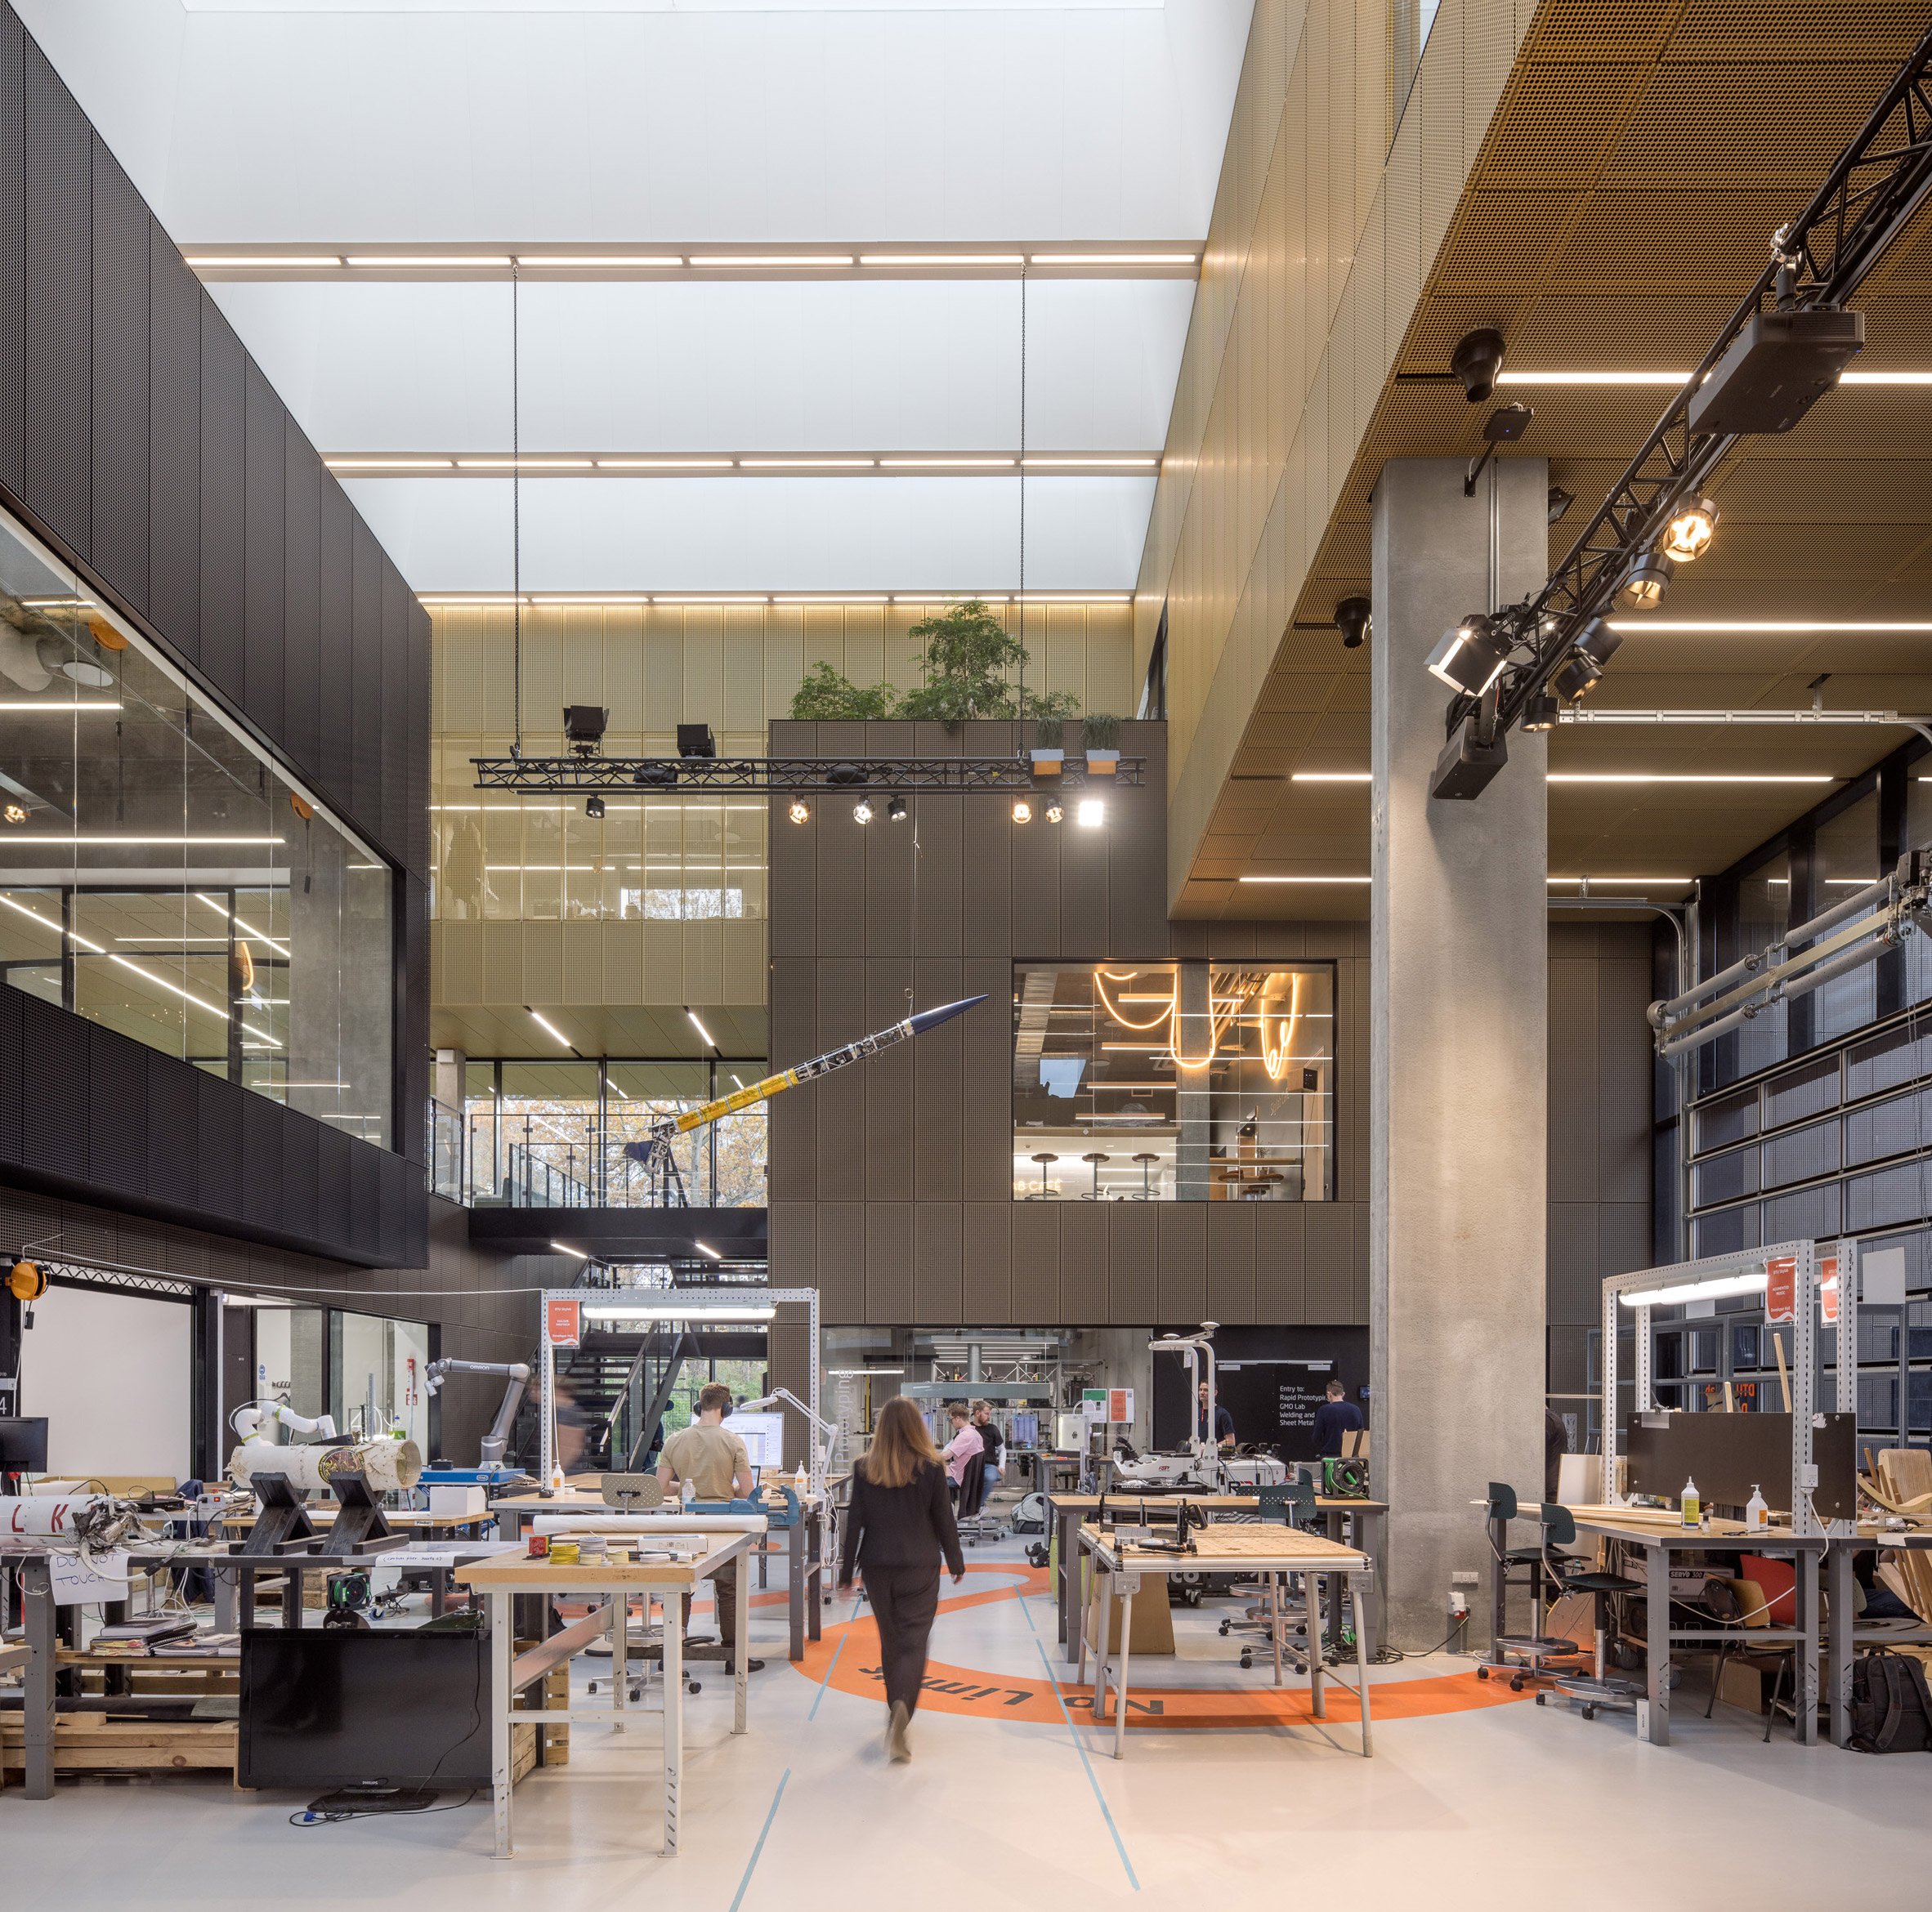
[1034,716,1065,751]
[895,598,1078,726]
[787,660,897,721]
[1081,713,1121,753]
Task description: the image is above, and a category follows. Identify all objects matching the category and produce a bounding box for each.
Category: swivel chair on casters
[1477,1481,1587,1694]
[1536,1503,1644,1721]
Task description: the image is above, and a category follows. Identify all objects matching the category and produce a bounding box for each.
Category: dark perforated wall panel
[0,992,415,1266]
[242,360,284,739]
[21,42,86,556]
[147,217,199,660]
[0,8,431,1265]
[88,137,145,614]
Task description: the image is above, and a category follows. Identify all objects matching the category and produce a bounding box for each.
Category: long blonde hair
[862,1396,941,1490]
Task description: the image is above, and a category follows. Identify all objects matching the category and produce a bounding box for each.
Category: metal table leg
[612,1593,628,1734]
[1487,1511,1508,1664]
[734,1553,749,1734]
[1796,1546,1820,1746]
[213,1567,238,1635]
[286,1567,304,1628]
[1111,1573,1136,1761]
[1352,1582,1374,1757]
[1362,1508,1387,1663]
[663,1606,683,1856]
[787,1521,804,1662]
[1090,1562,1111,1722]
[1057,1503,1080,1662]
[1827,1539,1854,1746]
[1642,1543,1670,1746]
[1269,1572,1283,1686]
[490,1591,513,1859]
[23,1559,55,1800]
[807,1509,823,1639]
[1310,1576,1327,1721]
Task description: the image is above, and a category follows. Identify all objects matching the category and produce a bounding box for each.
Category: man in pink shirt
[942,1404,983,1488]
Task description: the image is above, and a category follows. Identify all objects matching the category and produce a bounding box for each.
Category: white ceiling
[21,0,1250,590]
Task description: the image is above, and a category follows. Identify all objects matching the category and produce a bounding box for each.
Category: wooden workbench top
[1083,1523,1366,1570]
[454,1530,751,1592]
[1053,1491,1386,1512]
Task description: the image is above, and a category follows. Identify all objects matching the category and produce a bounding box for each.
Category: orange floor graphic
[790,1564,1532,1730]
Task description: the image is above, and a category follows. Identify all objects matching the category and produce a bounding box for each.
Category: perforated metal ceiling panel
[1191,1,1932,920]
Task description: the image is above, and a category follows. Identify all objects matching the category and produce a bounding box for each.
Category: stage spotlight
[1012,796,1034,824]
[1617,550,1675,610]
[563,704,608,757]
[887,796,907,822]
[1550,619,1623,703]
[853,797,874,824]
[2,802,25,824]
[1044,799,1065,824]
[1522,691,1560,732]
[787,794,810,824]
[676,722,717,758]
[1546,485,1574,525]
[1076,797,1105,829]
[1424,614,1510,696]
[1661,497,1719,563]
[585,794,606,820]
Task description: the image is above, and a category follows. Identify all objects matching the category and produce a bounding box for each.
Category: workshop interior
[2,2,1932,1902]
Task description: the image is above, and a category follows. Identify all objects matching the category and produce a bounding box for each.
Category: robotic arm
[230,1400,338,1443]
[424,1359,530,1469]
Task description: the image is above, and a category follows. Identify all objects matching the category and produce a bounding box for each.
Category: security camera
[1451,328,1506,404]
[1333,596,1371,650]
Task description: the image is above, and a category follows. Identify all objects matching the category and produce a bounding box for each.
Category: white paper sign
[50,1548,131,1605]
[1861,1244,1908,1308]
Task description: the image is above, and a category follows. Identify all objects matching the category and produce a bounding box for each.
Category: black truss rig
[1442,21,1932,780]
[472,753,1147,793]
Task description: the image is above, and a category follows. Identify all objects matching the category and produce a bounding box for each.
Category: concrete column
[1370,457,1549,1647]
[1174,959,1212,1199]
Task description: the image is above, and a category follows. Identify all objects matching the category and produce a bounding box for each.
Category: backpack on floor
[1847,1651,1932,1753]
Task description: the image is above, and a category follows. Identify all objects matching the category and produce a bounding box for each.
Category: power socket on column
[1451,1570,1479,1585]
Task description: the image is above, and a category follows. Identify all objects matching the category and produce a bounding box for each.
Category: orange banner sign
[546,1296,582,1348]
[1765,1256,1796,1325]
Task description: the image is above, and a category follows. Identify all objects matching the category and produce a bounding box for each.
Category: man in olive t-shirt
[657,1382,759,1670]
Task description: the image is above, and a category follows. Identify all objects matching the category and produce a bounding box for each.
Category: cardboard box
[429,1484,488,1517]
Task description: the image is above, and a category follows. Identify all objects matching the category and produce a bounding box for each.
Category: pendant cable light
[1017,260,1027,724]
[511,261,523,757]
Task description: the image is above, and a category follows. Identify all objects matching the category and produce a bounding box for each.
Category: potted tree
[1083,713,1121,775]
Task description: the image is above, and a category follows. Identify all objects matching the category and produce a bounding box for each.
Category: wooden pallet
[1,1718,236,1776]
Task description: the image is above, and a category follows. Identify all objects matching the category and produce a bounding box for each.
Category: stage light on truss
[787,793,811,824]
[1076,797,1105,828]
[887,796,907,822]
[584,794,606,820]
[1617,551,1675,610]
[1044,798,1065,824]
[1012,796,1034,824]
[1660,498,1719,563]
[1425,614,1509,696]
[853,797,874,824]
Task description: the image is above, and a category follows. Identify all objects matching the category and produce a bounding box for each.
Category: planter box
[1085,749,1120,775]
[1029,748,1064,775]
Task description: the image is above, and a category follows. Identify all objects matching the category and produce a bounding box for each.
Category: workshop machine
[1105,1325,1287,1494]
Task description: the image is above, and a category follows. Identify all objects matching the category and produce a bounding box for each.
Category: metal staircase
[503,1321,693,1472]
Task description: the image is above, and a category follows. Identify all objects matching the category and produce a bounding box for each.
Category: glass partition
[460,1057,768,1207]
[1012,961,1335,1201]
[0,503,394,1145]
[330,1310,432,1446]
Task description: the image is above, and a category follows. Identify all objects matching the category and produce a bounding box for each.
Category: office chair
[1537,1503,1644,1721]
[956,1453,1002,1545]
[1222,1479,1320,1669]
[1477,1481,1586,1694]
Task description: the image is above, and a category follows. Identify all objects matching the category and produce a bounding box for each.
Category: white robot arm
[230,1400,338,1443]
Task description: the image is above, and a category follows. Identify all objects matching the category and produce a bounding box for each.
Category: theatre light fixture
[853,797,874,824]
[787,795,811,824]
[1012,797,1034,824]
[1617,551,1675,610]
[1549,619,1623,703]
[887,797,908,822]
[1660,497,1720,562]
[1425,614,1510,696]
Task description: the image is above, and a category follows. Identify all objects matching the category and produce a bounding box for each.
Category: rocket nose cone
[906,993,990,1034]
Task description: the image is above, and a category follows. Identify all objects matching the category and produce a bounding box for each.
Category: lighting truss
[473,753,1146,793]
[1438,24,1932,788]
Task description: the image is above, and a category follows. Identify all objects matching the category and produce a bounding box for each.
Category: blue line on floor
[1032,1638,1140,1892]
[1017,1592,1037,1633]
[807,1635,846,1721]
[727,1768,789,1912]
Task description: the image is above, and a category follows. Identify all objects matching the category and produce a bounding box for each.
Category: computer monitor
[0,1417,49,1472]
[239,1628,490,1793]
[723,1410,785,1470]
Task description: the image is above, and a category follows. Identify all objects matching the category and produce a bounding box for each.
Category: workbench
[1567,1508,1828,1746]
[455,1531,755,1858]
[493,1487,826,1661]
[1047,1490,1389,1664]
[1077,1521,1374,1760]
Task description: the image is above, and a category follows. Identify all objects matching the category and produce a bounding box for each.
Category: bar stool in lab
[1026,1152,1058,1199]
[1080,1152,1110,1199]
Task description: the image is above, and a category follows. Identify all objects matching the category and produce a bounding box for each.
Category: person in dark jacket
[838,1395,964,1762]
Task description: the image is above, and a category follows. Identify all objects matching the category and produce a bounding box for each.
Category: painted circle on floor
[790,1565,1532,1729]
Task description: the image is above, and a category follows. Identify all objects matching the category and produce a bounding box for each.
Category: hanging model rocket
[626,995,988,1157]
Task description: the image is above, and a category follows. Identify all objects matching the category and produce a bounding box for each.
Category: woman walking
[837,1395,964,1762]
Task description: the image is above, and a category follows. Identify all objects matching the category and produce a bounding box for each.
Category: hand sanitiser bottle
[1680,1476,1701,1529]
[1746,1485,1769,1533]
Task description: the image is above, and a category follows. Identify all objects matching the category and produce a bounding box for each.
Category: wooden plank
[509,1607,608,1689]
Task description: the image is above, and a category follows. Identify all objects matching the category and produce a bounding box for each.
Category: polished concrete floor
[7,1535,1931,1909]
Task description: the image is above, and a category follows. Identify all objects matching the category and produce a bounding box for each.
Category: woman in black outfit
[837,1395,964,1762]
